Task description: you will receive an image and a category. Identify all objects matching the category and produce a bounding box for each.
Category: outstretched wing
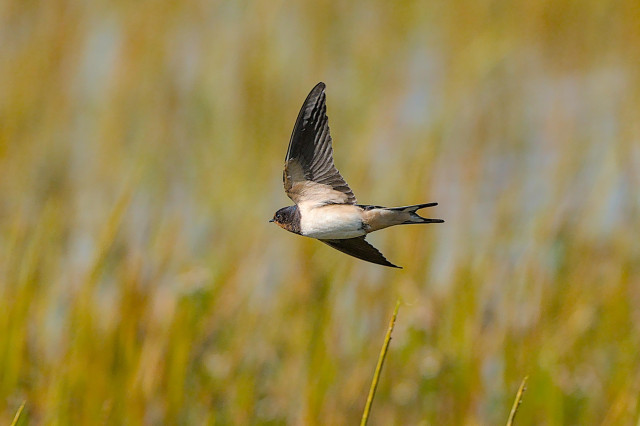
[320,236,400,268]
[283,82,356,206]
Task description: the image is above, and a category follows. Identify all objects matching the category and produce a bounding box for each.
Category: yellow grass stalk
[506,376,528,426]
[360,300,400,426]
[10,401,25,426]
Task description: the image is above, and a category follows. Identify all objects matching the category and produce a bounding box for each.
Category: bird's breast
[299,203,366,239]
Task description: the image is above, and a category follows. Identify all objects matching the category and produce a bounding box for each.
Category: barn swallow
[271,82,443,268]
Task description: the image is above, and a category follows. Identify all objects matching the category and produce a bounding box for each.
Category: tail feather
[387,202,438,213]
[389,203,444,225]
[361,202,443,232]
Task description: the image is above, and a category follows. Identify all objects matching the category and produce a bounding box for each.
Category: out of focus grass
[1,0,640,424]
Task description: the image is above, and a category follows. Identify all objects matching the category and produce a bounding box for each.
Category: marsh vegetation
[1,0,639,423]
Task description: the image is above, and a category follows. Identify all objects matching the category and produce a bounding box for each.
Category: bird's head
[269,205,301,234]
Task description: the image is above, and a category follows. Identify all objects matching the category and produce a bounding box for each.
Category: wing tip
[383,257,402,268]
[362,257,403,269]
[307,82,327,100]
[370,249,401,269]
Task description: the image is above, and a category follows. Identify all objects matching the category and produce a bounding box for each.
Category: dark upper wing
[283,82,356,206]
[320,236,401,268]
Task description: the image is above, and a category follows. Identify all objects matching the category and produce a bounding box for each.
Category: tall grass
[1,0,640,423]
[361,301,400,426]
[507,376,528,426]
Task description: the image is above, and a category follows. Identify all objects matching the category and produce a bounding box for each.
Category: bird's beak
[268,219,274,223]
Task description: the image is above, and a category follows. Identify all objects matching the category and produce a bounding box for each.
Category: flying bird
[270,82,443,268]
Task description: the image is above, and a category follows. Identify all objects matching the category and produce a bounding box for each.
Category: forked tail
[387,203,444,224]
[361,202,444,232]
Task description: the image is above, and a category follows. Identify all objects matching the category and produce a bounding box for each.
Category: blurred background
[1,0,639,424]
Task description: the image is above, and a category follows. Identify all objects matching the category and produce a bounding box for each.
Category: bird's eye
[276,214,282,220]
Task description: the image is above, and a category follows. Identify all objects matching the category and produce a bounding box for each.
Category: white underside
[299,203,366,239]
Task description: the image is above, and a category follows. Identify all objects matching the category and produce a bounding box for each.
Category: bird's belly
[300,204,366,239]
